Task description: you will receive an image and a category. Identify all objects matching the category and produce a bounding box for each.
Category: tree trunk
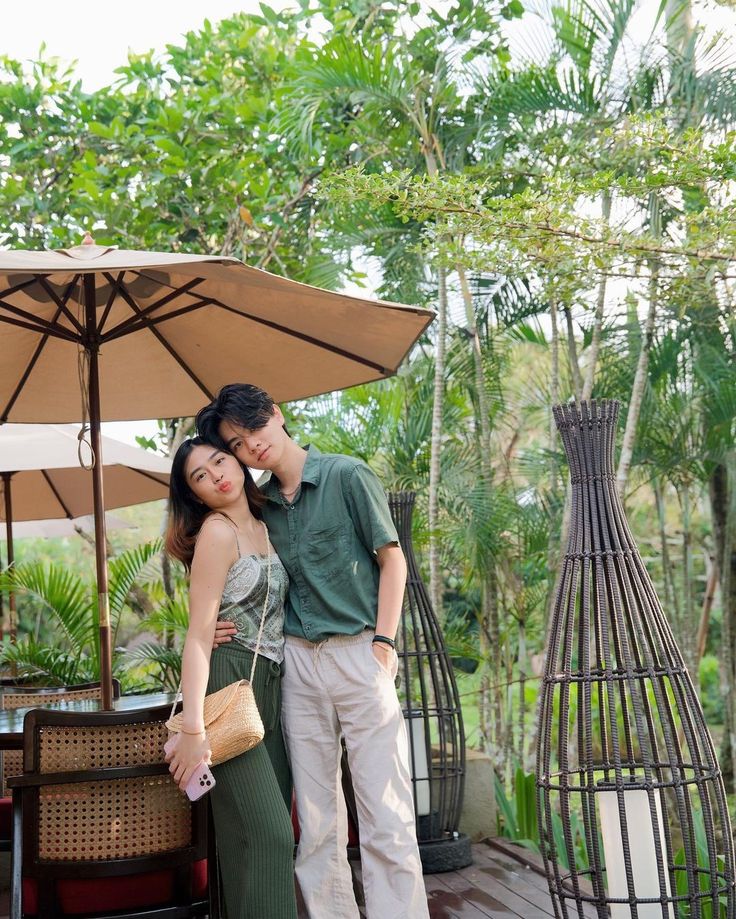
[616,196,660,498]
[518,615,527,766]
[654,479,681,629]
[696,556,718,664]
[678,483,697,673]
[545,300,564,625]
[526,301,566,763]
[428,266,447,619]
[582,192,612,402]
[457,265,492,469]
[563,306,583,401]
[488,566,503,760]
[710,462,736,792]
[457,264,500,751]
[550,299,560,484]
[423,142,447,622]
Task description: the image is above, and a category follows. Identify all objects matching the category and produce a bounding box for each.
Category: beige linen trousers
[282,630,429,919]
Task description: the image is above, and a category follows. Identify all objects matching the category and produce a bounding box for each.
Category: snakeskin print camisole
[218,551,288,663]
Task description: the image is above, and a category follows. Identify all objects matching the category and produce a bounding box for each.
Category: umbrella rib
[1,278,83,423]
[0,275,53,300]
[100,274,206,341]
[216,299,391,372]
[110,282,215,401]
[41,471,75,520]
[192,297,394,373]
[35,276,85,335]
[104,296,392,375]
[101,297,217,343]
[0,298,79,343]
[97,272,125,335]
[128,468,170,486]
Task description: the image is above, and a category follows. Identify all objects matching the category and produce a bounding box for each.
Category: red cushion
[22,859,207,915]
[0,796,11,839]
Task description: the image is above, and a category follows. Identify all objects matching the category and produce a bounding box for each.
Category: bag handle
[169,520,273,725]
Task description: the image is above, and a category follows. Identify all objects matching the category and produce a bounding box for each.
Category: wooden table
[0,692,177,750]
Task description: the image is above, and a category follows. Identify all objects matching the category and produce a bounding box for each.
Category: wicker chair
[8,704,212,919]
[0,680,121,797]
[0,680,123,855]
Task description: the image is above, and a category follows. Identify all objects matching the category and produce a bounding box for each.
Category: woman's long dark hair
[165,436,265,572]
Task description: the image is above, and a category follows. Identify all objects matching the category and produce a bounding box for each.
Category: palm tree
[279,16,493,619]
[477,0,673,486]
[0,541,161,688]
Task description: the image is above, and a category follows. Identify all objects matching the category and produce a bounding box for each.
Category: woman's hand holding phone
[185,761,216,800]
[164,730,212,794]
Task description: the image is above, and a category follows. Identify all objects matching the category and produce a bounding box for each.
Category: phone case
[185,761,216,801]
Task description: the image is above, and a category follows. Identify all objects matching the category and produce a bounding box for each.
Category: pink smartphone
[185,761,216,801]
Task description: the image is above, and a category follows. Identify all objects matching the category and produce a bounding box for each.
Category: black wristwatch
[372,634,396,649]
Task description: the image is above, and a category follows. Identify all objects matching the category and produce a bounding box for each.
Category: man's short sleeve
[345,463,399,552]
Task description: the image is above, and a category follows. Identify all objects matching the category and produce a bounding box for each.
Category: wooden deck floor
[323,840,570,919]
[423,841,562,918]
[0,840,568,918]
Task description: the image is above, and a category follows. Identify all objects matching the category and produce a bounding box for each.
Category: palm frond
[0,562,93,652]
[122,642,182,691]
[0,637,94,686]
[141,594,190,638]
[280,38,412,152]
[108,539,163,651]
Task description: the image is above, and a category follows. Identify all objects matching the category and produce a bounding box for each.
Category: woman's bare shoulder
[193,515,237,558]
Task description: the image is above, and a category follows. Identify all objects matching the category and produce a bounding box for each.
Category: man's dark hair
[196,383,286,445]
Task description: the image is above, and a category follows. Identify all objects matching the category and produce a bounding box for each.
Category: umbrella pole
[84,274,113,710]
[2,472,16,645]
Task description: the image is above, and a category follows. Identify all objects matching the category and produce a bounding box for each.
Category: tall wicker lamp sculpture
[389,491,472,872]
[537,400,735,919]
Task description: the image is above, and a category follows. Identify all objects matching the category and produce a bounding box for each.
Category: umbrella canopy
[0,423,170,645]
[8,514,133,539]
[0,238,434,707]
[0,241,433,422]
[0,424,170,522]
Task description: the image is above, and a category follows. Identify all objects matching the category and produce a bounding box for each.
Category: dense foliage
[2,0,736,820]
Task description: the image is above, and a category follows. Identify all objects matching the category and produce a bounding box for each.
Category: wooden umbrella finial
[81,231,95,246]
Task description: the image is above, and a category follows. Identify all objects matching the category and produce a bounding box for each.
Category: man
[197,384,428,919]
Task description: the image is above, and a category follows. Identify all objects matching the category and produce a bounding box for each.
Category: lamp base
[419,833,473,874]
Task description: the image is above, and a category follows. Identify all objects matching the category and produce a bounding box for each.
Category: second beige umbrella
[1,423,170,642]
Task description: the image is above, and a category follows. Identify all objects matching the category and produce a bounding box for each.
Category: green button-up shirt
[259,445,399,642]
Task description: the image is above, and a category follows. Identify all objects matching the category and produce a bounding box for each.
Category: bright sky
[2,0,734,445]
[2,0,733,93]
[0,1,294,91]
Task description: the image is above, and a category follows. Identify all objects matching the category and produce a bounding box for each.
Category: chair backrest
[10,704,209,918]
[0,681,121,797]
[0,679,121,710]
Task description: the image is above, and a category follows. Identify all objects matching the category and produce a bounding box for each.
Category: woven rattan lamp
[537,400,735,918]
[389,491,472,872]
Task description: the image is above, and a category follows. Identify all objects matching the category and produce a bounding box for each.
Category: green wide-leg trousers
[207,643,297,919]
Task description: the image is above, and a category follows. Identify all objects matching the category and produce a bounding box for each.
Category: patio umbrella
[8,514,132,539]
[0,236,434,707]
[0,423,171,644]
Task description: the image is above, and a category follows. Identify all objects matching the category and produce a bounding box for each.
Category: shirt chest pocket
[304,524,349,571]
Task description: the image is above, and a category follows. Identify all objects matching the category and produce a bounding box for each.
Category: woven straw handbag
[166,522,272,765]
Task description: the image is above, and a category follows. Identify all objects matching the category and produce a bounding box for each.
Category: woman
[164,436,297,919]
